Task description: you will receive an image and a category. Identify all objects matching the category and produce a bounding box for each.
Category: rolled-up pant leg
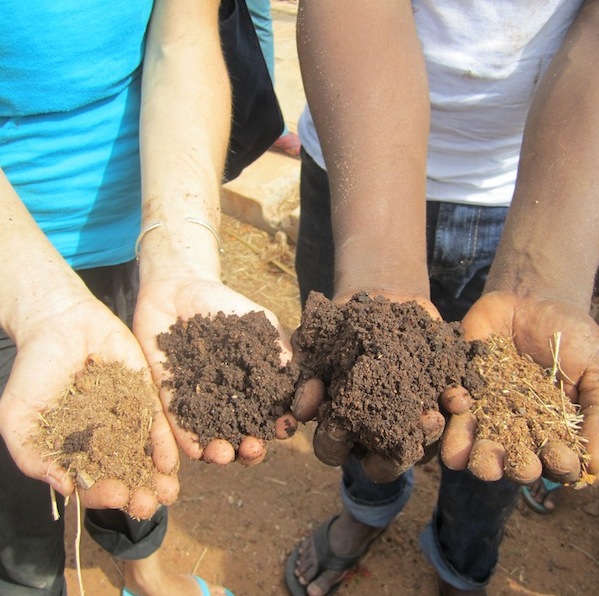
[420,464,520,590]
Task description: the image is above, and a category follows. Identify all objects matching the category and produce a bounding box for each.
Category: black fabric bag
[219,0,285,182]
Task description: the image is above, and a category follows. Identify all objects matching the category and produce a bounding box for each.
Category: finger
[17,447,75,497]
[154,472,180,506]
[540,441,581,484]
[237,437,266,467]
[363,449,420,483]
[78,478,130,510]
[126,487,160,521]
[163,407,204,460]
[503,449,543,484]
[149,407,179,474]
[275,412,298,439]
[293,378,326,422]
[201,438,236,465]
[42,471,75,499]
[418,442,438,466]
[581,405,599,476]
[313,421,352,467]
[440,412,477,470]
[461,292,516,341]
[467,439,505,482]
[439,385,472,415]
[420,409,445,445]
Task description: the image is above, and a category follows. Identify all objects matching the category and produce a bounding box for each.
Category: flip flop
[520,477,562,514]
[285,516,380,596]
[122,575,234,596]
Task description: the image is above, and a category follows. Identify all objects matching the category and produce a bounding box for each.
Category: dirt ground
[64,216,599,596]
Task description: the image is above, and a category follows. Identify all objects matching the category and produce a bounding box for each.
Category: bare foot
[292,508,384,596]
[123,551,231,596]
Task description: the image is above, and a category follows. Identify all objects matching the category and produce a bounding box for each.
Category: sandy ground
[63,216,599,596]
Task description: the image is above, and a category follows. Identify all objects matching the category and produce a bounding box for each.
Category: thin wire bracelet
[184,217,224,254]
[134,220,165,260]
[134,218,224,260]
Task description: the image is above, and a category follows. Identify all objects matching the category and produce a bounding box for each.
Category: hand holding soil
[32,356,179,520]
[291,291,477,482]
[1,294,179,518]
[157,310,299,466]
[449,292,599,486]
[442,335,593,486]
[292,291,596,489]
[132,275,296,462]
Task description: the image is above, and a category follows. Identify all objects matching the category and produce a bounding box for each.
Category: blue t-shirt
[0,0,154,269]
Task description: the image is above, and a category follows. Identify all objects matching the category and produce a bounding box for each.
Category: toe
[295,539,318,584]
[306,569,346,596]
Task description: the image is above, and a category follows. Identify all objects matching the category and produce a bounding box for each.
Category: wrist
[136,217,223,283]
[485,249,595,311]
[1,270,90,344]
[334,262,430,303]
[135,218,223,259]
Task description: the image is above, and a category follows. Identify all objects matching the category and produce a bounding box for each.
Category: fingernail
[292,386,304,413]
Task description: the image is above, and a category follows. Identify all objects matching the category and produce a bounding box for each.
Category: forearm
[0,170,88,342]
[486,0,599,309]
[298,0,430,298]
[138,0,231,282]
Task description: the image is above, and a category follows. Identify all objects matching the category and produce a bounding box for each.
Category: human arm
[444,0,599,484]
[132,0,295,465]
[0,172,179,518]
[293,1,448,480]
[297,0,429,298]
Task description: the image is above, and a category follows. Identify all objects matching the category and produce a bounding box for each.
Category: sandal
[122,575,234,596]
[271,131,301,158]
[285,516,381,595]
[520,477,562,514]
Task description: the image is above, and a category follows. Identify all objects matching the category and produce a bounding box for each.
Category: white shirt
[298,0,582,206]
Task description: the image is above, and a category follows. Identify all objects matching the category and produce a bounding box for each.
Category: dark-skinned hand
[441,291,599,485]
[291,291,465,483]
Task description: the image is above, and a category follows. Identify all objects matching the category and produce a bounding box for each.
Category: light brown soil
[63,215,599,595]
[467,335,591,485]
[34,358,158,512]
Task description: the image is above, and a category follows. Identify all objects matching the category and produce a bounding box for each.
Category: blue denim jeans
[295,148,520,590]
[0,261,167,595]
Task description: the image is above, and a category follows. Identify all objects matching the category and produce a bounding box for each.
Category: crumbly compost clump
[157,310,299,449]
[34,359,157,497]
[294,291,480,462]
